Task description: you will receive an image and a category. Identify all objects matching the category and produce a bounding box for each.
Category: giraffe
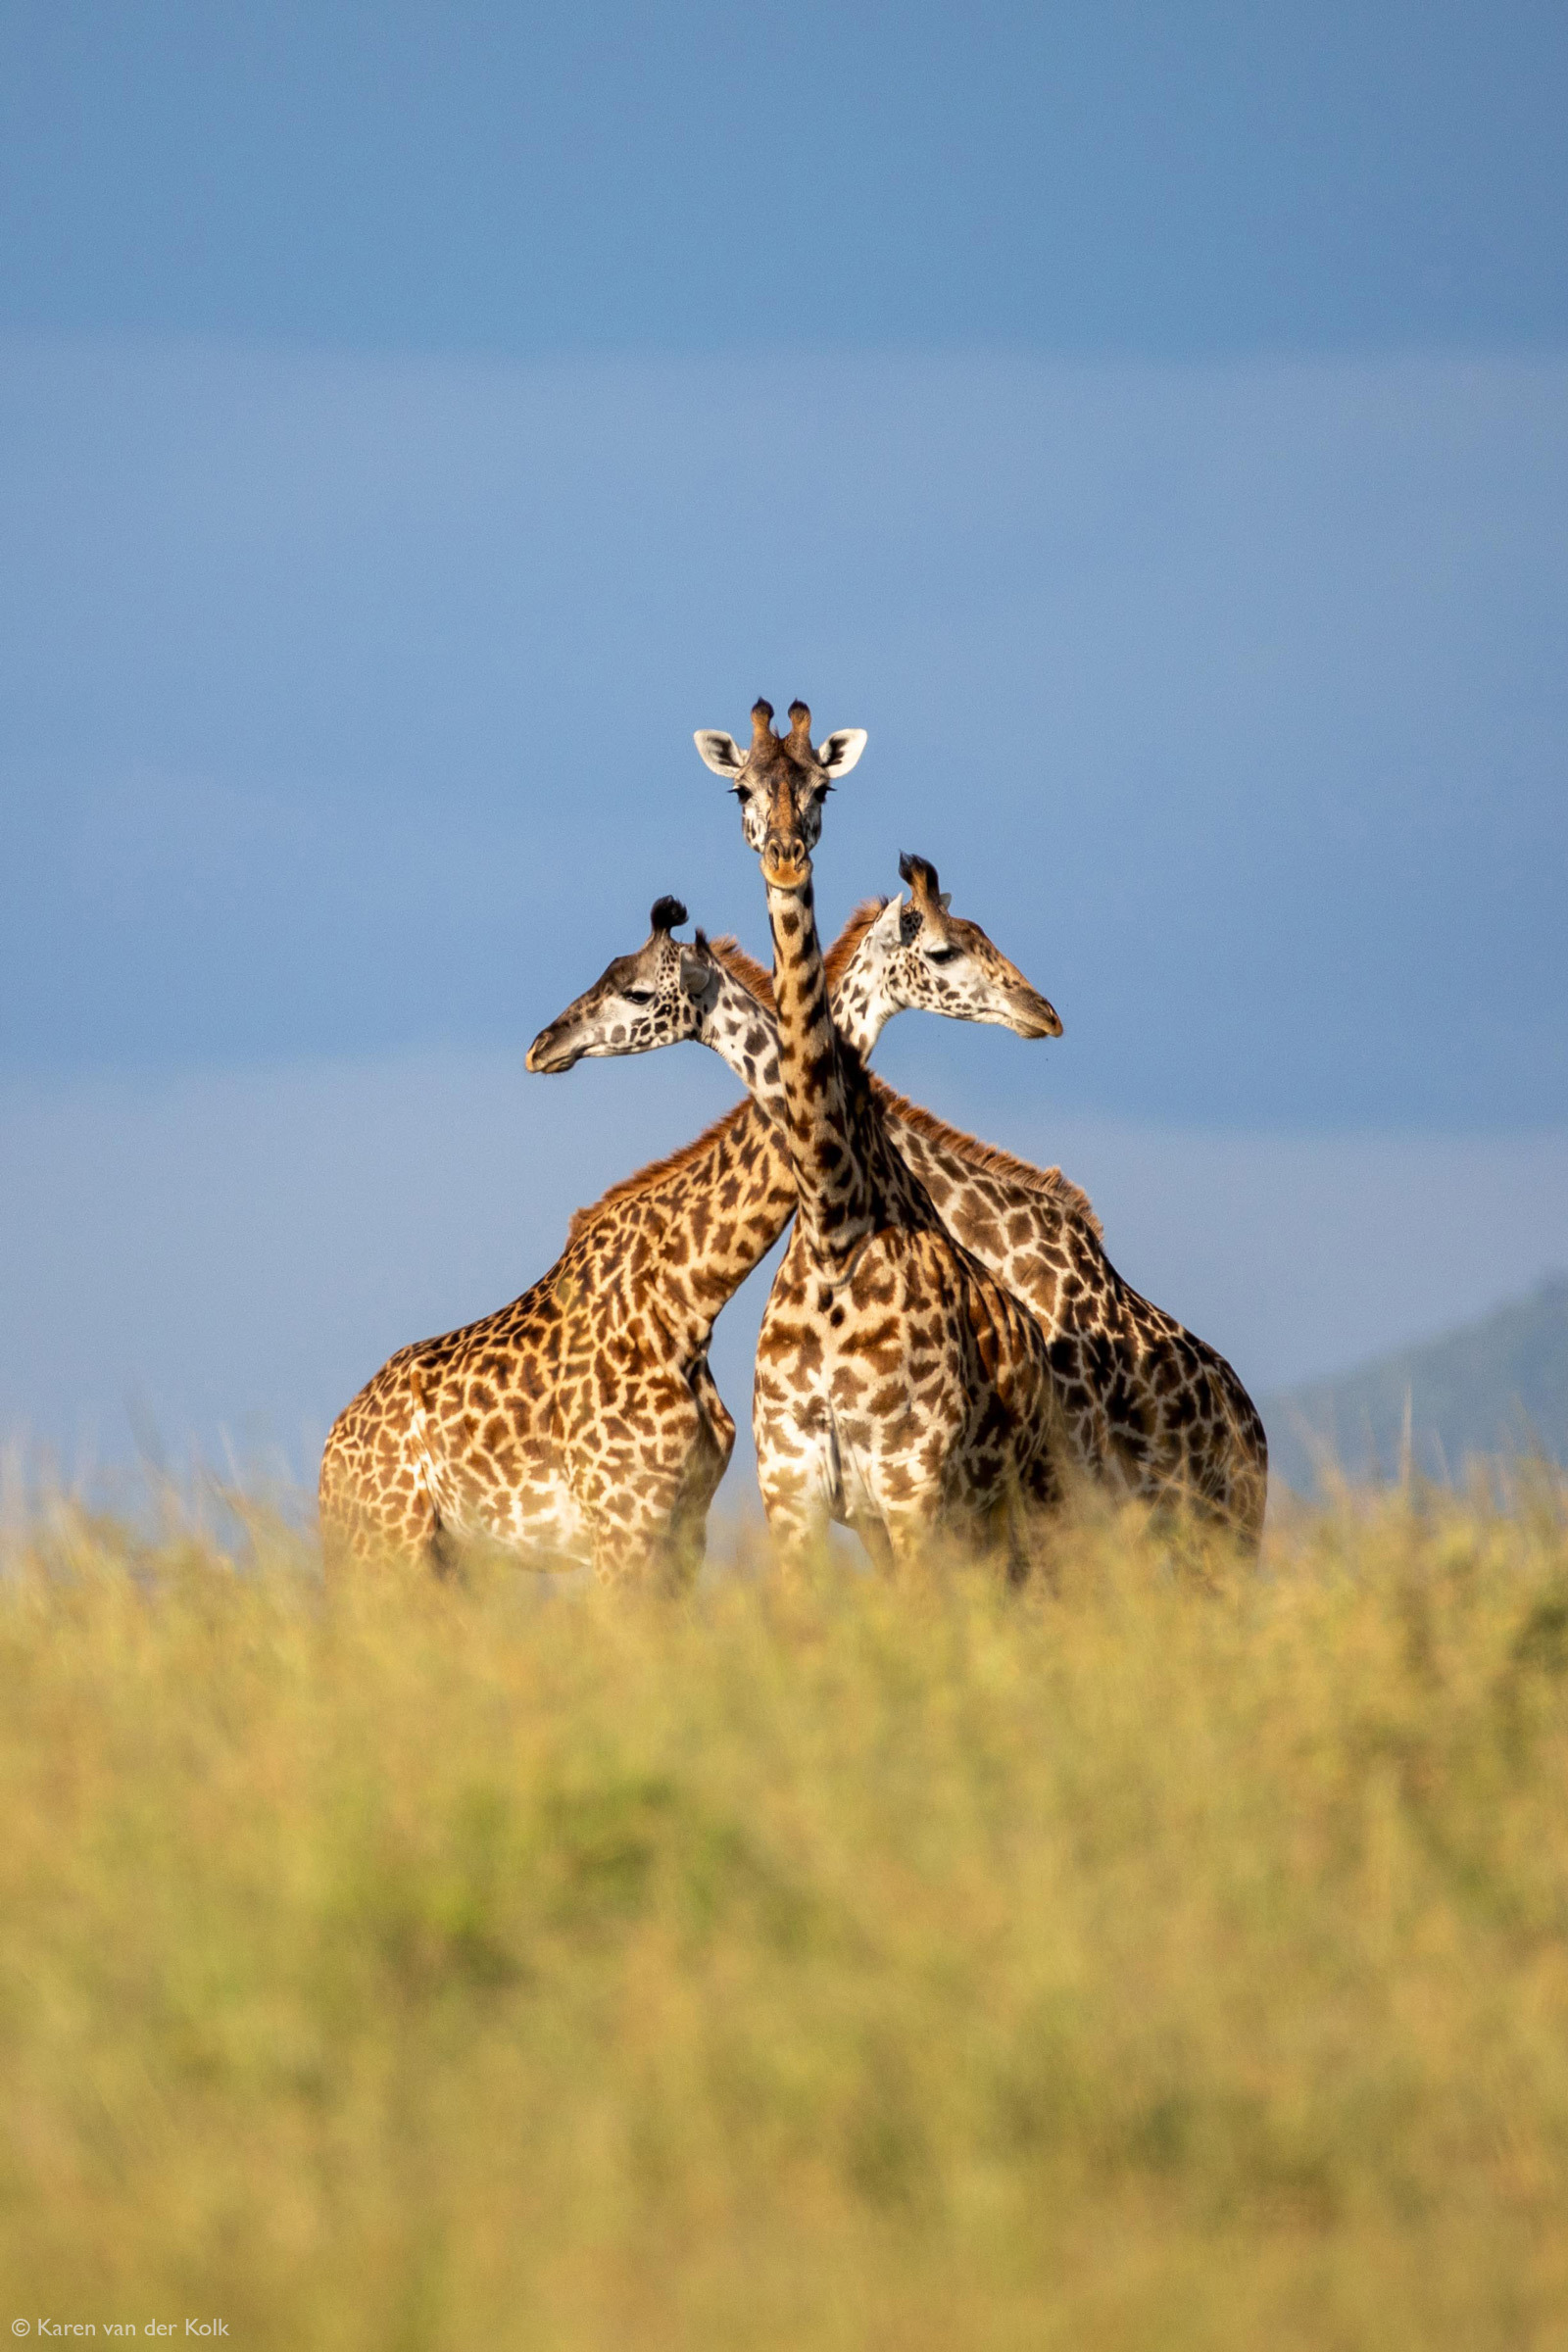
[319,878,1060,1583]
[539,874,1267,1545]
[706,915,1268,1541]
[696,697,1062,1568]
[316,899,789,1584]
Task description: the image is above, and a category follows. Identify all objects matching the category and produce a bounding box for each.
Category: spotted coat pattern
[318,1092,793,1582]
[702,927,1267,1545]
[714,700,1061,1569]
[317,888,1035,1581]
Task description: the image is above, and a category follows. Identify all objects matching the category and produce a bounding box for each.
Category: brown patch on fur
[564,1099,759,1246]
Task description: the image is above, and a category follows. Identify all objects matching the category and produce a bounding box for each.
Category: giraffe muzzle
[1010,988,1063,1041]
[760,834,811,889]
[525,1024,582,1074]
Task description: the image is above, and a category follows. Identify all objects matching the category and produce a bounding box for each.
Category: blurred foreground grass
[4,1485,1568,2349]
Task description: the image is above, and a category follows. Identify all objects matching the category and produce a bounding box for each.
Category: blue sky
[4,1,1566,356]
[5,341,1564,1128]
[2,1,1565,1484]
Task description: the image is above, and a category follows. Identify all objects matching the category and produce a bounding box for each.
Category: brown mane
[564,1097,760,1246]
[705,934,774,1008]
[826,898,891,989]
[866,1074,1103,1237]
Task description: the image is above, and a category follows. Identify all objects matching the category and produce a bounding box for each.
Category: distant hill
[1262,1275,1568,1496]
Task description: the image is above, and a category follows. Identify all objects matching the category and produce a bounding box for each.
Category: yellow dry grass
[3,1482,1568,2349]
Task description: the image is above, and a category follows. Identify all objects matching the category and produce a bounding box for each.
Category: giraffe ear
[694,730,747,778]
[679,948,717,1002]
[816,728,867,778]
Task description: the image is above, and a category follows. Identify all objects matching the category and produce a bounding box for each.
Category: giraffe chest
[755,1228,989,1508]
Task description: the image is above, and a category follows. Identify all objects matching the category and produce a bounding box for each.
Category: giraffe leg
[758,1488,833,1567]
[879,1514,938,1573]
[581,1502,671,1590]
[848,1511,896,1576]
[1004,1490,1064,1589]
[663,1356,736,1580]
[990,1493,1033,1586]
[756,1414,841,1567]
[585,1473,711,1592]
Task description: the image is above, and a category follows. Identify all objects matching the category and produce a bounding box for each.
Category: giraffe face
[694,698,866,888]
[528,921,787,1105]
[881,854,1063,1039]
[525,898,701,1073]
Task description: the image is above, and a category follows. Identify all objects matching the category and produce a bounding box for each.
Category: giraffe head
[527,910,783,1102]
[694,698,866,888]
[525,897,699,1073]
[841,853,1062,1043]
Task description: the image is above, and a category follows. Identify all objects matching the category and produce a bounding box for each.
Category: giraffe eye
[925,947,959,966]
[622,988,655,1006]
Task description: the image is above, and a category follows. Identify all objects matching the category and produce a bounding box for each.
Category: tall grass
[3,1484,1568,2349]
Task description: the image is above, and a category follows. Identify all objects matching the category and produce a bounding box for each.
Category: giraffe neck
[695,962,870,1103]
[766,872,877,1280]
[828,954,895,1059]
[567,1099,795,1360]
[693,968,788,1118]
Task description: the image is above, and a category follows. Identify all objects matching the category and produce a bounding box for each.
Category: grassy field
[3,1483,1568,2349]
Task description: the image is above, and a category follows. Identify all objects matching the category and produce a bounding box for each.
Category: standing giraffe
[320,880,1060,1581]
[700,911,1266,1540]
[696,698,1061,1567]
[540,875,1265,1544]
[317,899,787,1584]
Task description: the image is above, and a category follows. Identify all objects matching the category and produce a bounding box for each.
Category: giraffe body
[872,1086,1266,1535]
[751,1131,1059,1565]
